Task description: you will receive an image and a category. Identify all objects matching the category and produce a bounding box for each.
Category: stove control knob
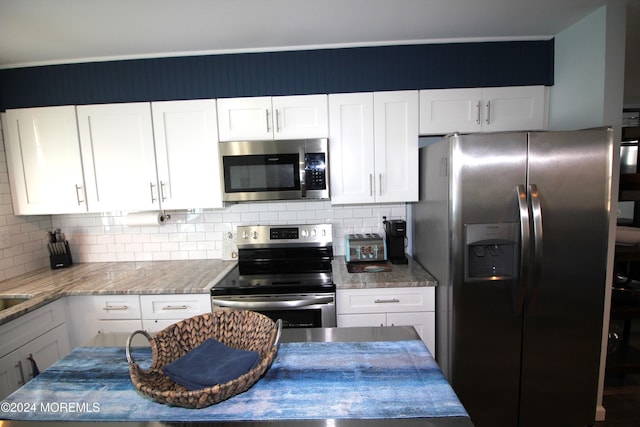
[301,229,309,238]
[252,231,258,239]
[311,229,317,238]
[242,230,249,240]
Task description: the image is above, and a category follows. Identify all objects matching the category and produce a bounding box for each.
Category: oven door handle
[211,296,334,309]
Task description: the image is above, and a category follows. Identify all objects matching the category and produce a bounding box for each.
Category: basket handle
[125,329,152,366]
[273,319,283,349]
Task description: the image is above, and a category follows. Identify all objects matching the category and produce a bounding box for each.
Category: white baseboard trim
[596,405,606,421]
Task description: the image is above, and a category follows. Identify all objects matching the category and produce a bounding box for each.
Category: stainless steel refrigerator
[413,129,614,427]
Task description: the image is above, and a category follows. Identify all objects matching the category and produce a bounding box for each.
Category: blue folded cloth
[163,338,260,390]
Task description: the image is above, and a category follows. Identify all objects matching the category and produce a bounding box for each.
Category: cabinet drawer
[337,287,434,314]
[93,295,141,319]
[140,294,210,320]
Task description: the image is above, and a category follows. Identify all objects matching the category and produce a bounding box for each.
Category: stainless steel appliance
[413,129,614,427]
[345,233,386,262]
[211,223,336,328]
[219,138,329,202]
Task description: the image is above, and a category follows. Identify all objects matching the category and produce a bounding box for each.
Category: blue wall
[0,40,554,111]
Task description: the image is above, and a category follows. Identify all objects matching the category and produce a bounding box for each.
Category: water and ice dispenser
[464,223,519,282]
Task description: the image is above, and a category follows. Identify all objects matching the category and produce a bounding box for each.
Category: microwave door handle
[300,150,307,197]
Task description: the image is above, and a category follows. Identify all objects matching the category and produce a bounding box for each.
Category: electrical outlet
[0,228,11,250]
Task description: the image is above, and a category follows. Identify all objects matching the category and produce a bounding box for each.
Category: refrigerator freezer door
[519,129,613,427]
[447,132,528,426]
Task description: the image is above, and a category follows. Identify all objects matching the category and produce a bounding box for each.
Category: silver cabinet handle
[102,305,129,311]
[369,174,374,197]
[75,184,84,206]
[374,298,400,304]
[159,181,167,202]
[485,100,491,125]
[275,109,281,133]
[161,305,188,310]
[379,173,383,196]
[265,109,271,132]
[476,101,481,124]
[15,360,25,385]
[149,182,156,203]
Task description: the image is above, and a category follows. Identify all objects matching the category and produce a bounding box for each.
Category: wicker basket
[125,310,282,408]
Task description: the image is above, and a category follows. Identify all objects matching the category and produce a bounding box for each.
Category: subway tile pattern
[51,202,406,263]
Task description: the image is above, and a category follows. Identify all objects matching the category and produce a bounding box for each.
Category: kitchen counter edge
[0,256,437,326]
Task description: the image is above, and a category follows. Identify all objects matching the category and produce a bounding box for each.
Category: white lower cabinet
[0,300,70,400]
[140,294,211,332]
[65,295,143,348]
[337,287,435,355]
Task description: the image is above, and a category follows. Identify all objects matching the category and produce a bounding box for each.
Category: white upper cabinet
[328,93,375,204]
[151,100,223,209]
[329,91,419,204]
[3,106,88,215]
[217,94,328,141]
[373,91,419,203]
[77,103,159,212]
[419,85,548,135]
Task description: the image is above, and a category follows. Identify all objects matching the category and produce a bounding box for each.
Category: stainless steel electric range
[211,223,336,328]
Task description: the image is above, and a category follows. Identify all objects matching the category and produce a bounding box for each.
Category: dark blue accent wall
[0,40,554,111]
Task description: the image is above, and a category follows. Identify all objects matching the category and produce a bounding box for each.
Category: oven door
[211,293,336,328]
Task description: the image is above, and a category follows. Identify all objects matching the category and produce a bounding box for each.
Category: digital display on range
[270,228,299,240]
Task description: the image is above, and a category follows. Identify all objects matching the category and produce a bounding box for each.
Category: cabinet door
[328,93,376,204]
[77,103,159,212]
[373,91,419,203]
[337,313,387,328]
[0,325,70,400]
[0,349,23,400]
[481,85,548,132]
[18,324,70,382]
[216,97,273,141]
[3,106,87,214]
[272,94,328,139]
[419,88,483,135]
[387,311,436,356]
[152,100,223,209]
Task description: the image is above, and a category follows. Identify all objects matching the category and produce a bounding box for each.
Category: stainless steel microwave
[219,138,329,202]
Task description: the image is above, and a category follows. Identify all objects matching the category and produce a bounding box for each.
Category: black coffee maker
[383,218,408,264]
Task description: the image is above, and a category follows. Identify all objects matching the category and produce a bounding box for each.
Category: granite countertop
[333,256,437,289]
[0,256,437,326]
[0,260,236,325]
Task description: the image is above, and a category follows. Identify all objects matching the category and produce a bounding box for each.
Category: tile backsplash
[51,201,406,263]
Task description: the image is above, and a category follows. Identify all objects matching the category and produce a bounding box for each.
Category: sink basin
[0,297,31,311]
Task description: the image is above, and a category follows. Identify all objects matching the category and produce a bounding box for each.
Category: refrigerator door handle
[529,184,544,305]
[516,184,530,313]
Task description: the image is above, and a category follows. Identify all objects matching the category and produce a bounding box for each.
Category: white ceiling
[0,0,616,69]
